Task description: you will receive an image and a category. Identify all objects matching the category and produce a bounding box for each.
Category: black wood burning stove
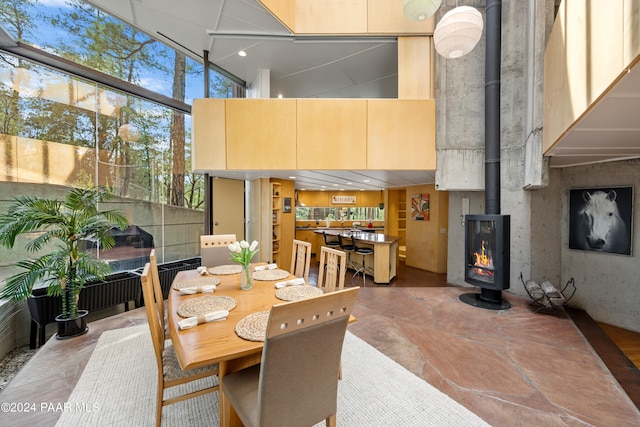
[461,214,511,309]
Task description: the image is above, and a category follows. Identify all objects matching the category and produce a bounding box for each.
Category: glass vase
[240,264,253,290]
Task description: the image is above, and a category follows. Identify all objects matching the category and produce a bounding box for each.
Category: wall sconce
[434,6,483,59]
[402,0,442,21]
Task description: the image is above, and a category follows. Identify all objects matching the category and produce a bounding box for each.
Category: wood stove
[461,214,511,309]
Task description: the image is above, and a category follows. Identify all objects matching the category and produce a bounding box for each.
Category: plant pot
[55,310,89,339]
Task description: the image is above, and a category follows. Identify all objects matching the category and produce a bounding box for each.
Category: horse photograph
[569,187,633,255]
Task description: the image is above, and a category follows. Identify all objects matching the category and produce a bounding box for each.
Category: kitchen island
[313,229,401,284]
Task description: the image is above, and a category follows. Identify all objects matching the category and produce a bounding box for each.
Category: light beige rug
[55,324,490,427]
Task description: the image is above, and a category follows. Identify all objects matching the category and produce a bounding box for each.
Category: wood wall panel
[259,0,295,31]
[398,37,434,99]
[225,99,297,169]
[294,0,367,34]
[368,1,435,34]
[296,99,367,169]
[367,99,435,169]
[543,0,637,153]
[192,99,226,171]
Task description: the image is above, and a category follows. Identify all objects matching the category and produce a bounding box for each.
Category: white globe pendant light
[434,6,484,59]
[402,0,442,21]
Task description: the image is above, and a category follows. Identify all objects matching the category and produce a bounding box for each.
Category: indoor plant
[228,240,259,290]
[0,187,129,338]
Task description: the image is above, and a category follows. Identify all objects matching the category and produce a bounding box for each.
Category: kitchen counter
[313,229,401,284]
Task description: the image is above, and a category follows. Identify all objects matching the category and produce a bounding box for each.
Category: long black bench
[27,257,201,348]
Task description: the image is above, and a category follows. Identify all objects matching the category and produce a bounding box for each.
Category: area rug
[55,324,489,427]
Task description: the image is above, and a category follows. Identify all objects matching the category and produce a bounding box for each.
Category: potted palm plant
[0,187,129,339]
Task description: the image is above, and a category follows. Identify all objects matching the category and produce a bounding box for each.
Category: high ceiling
[84,0,640,189]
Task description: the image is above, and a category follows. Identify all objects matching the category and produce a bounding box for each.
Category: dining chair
[140,263,219,427]
[200,233,236,267]
[148,249,167,338]
[221,287,360,427]
[317,246,346,293]
[290,239,312,282]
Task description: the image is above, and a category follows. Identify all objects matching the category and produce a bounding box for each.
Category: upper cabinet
[226,99,297,170]
[192,98,435,173]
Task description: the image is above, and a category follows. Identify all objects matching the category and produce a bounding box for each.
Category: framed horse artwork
[569,186,633,255]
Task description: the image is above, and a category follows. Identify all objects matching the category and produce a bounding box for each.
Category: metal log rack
[519,273,577,312]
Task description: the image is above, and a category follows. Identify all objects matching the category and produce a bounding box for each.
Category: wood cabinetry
[271,182,282,264]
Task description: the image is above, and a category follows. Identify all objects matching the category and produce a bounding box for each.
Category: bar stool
[338,234,357,270]
[323,231,340,249]
[351,235,373,286]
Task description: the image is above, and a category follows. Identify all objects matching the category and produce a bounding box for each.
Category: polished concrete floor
[2,261,640,426]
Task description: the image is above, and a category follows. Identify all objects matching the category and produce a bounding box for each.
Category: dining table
[167,263,353,427]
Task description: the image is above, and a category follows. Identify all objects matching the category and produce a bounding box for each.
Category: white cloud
[39,0,72,8]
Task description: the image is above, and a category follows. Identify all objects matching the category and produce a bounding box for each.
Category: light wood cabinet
[226,99,297,169]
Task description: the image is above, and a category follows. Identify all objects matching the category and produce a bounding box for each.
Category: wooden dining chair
[221,287,360,427]
[290,239,312,282]
[140,263,219,427]
[317,246,346,293]
[200,234,236,267]
[148,249,167,338]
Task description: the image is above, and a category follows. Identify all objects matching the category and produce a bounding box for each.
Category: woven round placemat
[275,286,324,301]
[177,295,237,318]
[252,269,289,281]
[208,264,242,275]
[235,311,269,342]
[172,276,221,290]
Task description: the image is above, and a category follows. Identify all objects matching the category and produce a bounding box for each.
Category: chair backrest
[338,233,353,250]
[323,231,339,247]
[200,234,236,267]
[317,246,346,292]
[257,287,360,426]
[140,263,165,370]
[148,249,164,328]
[290,239,312,282]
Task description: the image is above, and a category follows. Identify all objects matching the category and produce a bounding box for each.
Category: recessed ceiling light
[238,50,247,57]
[277,94,283,98]
[289,176,296,179]
[363,179,370,183]
[347,182,353,185]
[332,184,338,186]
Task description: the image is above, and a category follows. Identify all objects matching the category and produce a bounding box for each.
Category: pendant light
[402,0,442,21]
[434,6,483,59]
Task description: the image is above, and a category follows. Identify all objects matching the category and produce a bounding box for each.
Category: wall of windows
[0,1,241,282]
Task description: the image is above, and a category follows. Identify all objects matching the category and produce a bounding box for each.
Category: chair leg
[326,413,337,427]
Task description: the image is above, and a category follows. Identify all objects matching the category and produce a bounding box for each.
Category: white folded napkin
[178,309,229,330]
[179,284,216,295]
[254,265,267,271]
[267,263,278,270]
[274,278,305,289]
[196,266,208,275]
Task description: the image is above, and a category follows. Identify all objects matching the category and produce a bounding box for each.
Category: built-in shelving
[271,182,282,264]
[397,201,406,260]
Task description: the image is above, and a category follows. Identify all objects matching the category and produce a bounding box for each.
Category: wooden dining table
[168,265,332,427]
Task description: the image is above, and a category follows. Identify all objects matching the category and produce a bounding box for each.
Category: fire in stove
[464,214,510,291]
[470,239,494,282]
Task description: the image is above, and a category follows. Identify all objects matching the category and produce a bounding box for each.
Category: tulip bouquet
[228,240,259,290]
[228,240,259,267]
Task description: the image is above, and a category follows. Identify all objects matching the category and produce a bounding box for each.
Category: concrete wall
[438,0,640,333]
[558,160,640,332]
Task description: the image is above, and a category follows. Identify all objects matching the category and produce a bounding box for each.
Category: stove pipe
[485,0,501,215]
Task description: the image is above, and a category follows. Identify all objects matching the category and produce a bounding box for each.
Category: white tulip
[249,240,258,251]
[240,240,249,249]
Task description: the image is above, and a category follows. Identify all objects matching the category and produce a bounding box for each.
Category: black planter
[55,310,89,339]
